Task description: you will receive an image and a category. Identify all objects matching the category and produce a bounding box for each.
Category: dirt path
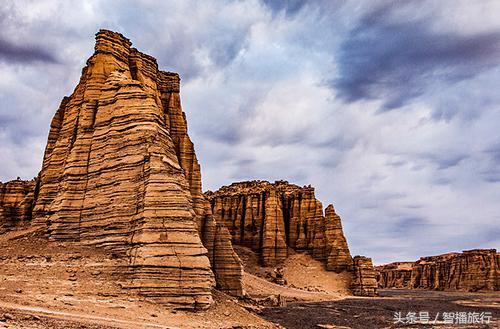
[0,300,175,328]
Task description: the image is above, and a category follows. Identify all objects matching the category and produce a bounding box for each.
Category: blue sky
[1,0,499,264]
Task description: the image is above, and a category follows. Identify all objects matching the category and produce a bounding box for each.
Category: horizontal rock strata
[0,179,36,232]
[375,262,413,288]
[206,180,353,268]
[351,256,378,296]
[0,29,243,309]
[377,249,499,292]
[206,180,377,296]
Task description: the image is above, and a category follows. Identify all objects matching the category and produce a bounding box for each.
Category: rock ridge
[377,249,499,292]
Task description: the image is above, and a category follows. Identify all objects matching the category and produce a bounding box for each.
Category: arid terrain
[0,228,350,328]
[261,289,500,329]
[1,231,497,328]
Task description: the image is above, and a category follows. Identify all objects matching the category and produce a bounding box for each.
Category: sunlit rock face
[206,180,353,269]
[410,249,499,292]
[25,29,242,309]
[377,250,499,292]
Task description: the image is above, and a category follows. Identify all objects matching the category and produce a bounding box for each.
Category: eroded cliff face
[0,179,36,232]
[206,180,352,268]
[377,249,499,292]
[206,180,378,296]
[19,29,243,308]
[375,262,413,289]
[410,249,499,291]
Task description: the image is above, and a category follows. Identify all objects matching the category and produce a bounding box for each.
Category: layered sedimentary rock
[324,205,353,272]
[410,249,499,291]
[206,180,377,296]
[23,29,242,308]
[375,262,413,288]
[377,249,499,292]
[351,256,378,296]
[206,180,353,270]
[0,179,36,231]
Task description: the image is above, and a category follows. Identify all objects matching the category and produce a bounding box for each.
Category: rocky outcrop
[324,205,353,273]
[206,180,377,296]
[0,179,36,232]
[377,249,500,292]
[351,256,378,296]
[6,29,244,308]
[375,262,413,288]
[206,180,353,269]
[410,249,499,291]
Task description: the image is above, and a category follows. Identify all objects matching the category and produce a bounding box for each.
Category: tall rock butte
[22,30,243,309]
[205,180,378,296]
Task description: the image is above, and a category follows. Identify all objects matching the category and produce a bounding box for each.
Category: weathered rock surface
[206,180,377,296]
[377,249,500,292]
[206,180,352,269]
[0,179,36,232]
[351,256,378,296]
[375,262,413,289]
[0,30,243,308]
[410,249,499,291]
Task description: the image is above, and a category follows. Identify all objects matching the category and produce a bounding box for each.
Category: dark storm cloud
[433,154,468,170]
[485,143,500,163]
[261,0,308,16]
[333,2,500,110]
[393,216,428,235]
[0,38,58,64]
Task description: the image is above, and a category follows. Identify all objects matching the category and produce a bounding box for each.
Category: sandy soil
[281,254,351,295]
[0,229,352,328]
[0,230,278,329]
[234,246,351,298]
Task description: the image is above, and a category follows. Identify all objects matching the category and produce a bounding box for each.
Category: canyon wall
[206,180,378,296]
[377,249,499,292]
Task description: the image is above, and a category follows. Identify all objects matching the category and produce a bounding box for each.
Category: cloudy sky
[1,0,499,264]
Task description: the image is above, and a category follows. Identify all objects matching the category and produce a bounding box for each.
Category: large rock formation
[206,180,352,268]
[2,30,243,309]
[377,249,500,292]
[0,179,36,232]
[206,180,377,296]
[351,256,378,296]
[410,249,499,291]
[375,262,413,289]
[1,30,379,304]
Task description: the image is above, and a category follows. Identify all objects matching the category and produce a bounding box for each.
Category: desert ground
[1,229,497,328]
[261,289,500,329]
